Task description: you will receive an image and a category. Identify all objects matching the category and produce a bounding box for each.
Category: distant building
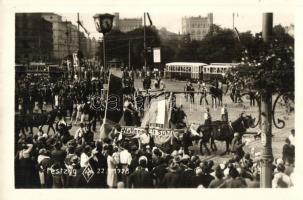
[15,13,53,63]
[181,13,213,41]
[42,13,94,61]
[113,12,142,32]
[158,27,189,41]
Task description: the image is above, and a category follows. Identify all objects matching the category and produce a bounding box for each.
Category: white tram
[164,62,208,81]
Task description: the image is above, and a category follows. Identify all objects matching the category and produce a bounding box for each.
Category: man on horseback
[221,104,229,123]
[204,107,212,127]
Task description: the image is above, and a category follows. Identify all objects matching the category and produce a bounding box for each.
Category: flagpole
[101,71,111,138]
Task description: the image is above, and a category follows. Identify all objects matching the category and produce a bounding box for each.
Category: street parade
[13,12,295,189]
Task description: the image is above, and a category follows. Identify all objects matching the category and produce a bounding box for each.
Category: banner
[121,126,185,146]
[153,48,161,63]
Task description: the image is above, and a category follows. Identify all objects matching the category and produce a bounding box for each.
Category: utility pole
[129,39,131,70]
[143,12,147,71]
[232,13,235,29]
[103,34,106,74]
[77,13,81,81]
[260,12,273,188]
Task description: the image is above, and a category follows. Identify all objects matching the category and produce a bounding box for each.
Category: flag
[234,27,241,42]
[147,12,153,26]
[100,72,123,140]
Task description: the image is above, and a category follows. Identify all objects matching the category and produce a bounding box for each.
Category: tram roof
[165,62,208,66]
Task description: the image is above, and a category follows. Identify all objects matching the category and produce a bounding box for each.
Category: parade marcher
[107,145,119,188]
[204,107,212,126]
[119,142,132,187]
[282,138,295,164]
[128,156,153,188]
[221,104,229,122]
[65,156,86,188]
[231,133,246,159]
[199,82,208,106]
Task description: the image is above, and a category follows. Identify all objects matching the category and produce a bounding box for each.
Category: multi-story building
[113,12,142,32]
[181,13,213,41]
[15,13,53,63]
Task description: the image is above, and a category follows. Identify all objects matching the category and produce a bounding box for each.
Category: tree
[228,28,294,97]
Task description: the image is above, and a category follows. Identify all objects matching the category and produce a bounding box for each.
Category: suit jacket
[128,168,154,188]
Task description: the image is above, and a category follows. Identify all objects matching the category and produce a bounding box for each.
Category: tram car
[202,63,240,83]
[164,62,208,81]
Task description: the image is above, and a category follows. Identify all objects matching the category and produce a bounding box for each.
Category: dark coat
[128,168,154,188]
[161,171,181,188]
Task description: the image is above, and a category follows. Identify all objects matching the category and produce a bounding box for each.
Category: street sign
[153,47,161,63]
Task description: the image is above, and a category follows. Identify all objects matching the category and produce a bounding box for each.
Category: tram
[164,62,208,81]
[202,63,240,83]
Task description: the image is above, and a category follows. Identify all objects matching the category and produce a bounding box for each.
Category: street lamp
[93,13,114,79]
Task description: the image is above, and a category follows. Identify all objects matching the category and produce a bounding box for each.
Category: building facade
[113,12,142,32]
[181,13,213,41]
[15,13,53,63]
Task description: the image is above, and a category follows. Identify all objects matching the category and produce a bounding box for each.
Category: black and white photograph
[12,10,295,189]
[1,1,301,196]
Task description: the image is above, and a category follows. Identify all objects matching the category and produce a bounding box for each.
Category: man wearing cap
[231,132,246,159]
[128,156,153,188]
[161,162,182,188]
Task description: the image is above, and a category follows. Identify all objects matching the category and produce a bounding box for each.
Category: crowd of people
[15,68,295,189]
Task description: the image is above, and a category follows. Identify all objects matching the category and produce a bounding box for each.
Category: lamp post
[93,13,115,80]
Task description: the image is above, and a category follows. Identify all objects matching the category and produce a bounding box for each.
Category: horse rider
[231,132,246,159]
[204,107,212,127]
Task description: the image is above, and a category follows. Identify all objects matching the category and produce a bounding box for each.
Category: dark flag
[147,12,153,26]
[105,73,124,123]
[100,72,124,140]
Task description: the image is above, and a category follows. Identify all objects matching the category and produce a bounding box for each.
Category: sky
[60,12,293,39]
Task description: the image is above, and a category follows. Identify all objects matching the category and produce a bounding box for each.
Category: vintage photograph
[14,12,294,189]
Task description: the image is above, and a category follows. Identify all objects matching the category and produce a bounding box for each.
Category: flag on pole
[234,27,241,42]
[147,12,153,26]
[100,72,123,140]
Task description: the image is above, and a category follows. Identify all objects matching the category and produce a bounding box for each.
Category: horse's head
[242,114,256,129]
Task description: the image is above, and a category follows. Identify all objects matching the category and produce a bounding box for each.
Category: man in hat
[65,155,86,188]
[231,132,246,159]
[161,162,182,188]
[128,156,153,188]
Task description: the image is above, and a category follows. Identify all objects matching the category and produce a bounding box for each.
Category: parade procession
[14,12,295,189]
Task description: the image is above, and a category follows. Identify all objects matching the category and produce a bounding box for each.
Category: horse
[209,86,223,108]
[199,114,255,155]
[15,109,59,136]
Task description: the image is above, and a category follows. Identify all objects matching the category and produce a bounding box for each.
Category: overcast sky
[60,12,294,39]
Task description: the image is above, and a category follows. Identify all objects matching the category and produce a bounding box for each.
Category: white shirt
[140,133,150,145]
[80,153,89,168]
[221,107,227,115]
[288,134,295,146]
[119,149,132,165]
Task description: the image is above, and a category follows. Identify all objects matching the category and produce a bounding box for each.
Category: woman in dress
[107,145,119,188]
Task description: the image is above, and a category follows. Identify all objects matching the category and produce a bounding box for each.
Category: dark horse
[15,109,59,136]
[209,86,223,108]
[197,114,255,155]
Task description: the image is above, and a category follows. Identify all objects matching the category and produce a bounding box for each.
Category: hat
[276,158,284,166]
[39,148,47,155]
[71,155,80,164]
[139,156,148,163]
[169,162,180,172]
[182,154,190,161]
